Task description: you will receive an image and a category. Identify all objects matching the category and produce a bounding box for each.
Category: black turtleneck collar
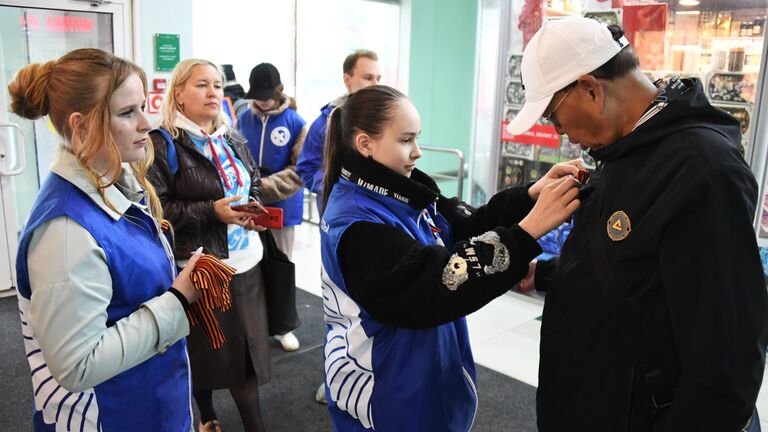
[341,152,439,210]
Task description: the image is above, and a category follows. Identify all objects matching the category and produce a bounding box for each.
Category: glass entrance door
[0,0,132,293]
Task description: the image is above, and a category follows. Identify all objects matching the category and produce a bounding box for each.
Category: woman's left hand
[242,218,267,232]
[528,159,585,201]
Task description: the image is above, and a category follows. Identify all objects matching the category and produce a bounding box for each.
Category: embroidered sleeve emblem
[443,256,469,290]
[442,231,510,291]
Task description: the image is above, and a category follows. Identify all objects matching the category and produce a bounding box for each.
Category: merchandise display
[505,81,526,106]
[507,54,523,80]
[708,72,757,103]
[503,142,535,160]
[498,157,527,188]
[493,0,766,193]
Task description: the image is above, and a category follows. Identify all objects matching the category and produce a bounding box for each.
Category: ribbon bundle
[186,254,237,349]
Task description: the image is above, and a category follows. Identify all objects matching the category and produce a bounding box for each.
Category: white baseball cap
[506,17,630,135]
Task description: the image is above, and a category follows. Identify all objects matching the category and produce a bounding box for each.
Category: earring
[367,154,373,159]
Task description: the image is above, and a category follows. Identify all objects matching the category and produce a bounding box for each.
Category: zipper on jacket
[259,115,269,167]
[462,367,479,431]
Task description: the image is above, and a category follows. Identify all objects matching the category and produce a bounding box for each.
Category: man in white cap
[512,17,767,431]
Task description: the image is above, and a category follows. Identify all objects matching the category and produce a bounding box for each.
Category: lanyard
[202,129,243,190]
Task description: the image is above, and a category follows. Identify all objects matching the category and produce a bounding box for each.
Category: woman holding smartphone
[147,58,270,432]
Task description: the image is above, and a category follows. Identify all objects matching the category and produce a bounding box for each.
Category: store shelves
[704,36,766,40]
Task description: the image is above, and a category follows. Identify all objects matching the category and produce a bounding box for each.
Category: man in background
[296,49,381,213]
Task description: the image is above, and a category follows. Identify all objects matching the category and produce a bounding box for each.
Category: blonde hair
[160,58,230,138]
[7,48,163,220]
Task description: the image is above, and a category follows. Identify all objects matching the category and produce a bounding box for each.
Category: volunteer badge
[607,210,631,241]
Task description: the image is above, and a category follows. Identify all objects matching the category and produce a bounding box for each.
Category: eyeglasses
[544,84,575,128]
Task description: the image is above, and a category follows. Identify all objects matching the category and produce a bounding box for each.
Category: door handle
[0,121,26,176]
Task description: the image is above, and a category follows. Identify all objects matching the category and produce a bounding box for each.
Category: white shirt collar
[49,149,146,221]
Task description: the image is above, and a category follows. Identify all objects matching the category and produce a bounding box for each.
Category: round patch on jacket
[271,126,290,146]
[607,210,631,241]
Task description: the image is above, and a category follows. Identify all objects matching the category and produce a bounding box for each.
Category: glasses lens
[544,84,575,128]
[545,111,559,127]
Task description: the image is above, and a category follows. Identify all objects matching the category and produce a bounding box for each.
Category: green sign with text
[155,33,180,71]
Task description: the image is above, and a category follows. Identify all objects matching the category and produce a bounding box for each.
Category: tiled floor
[292,221,768,427]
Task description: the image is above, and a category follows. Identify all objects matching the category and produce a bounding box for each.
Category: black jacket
[335,153,542,328]
[537,78,768,431]
[147,128,262,259]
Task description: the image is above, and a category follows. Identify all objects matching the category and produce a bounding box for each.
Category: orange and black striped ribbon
[186,254,236,349]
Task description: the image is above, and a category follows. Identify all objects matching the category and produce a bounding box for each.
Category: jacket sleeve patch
[442,231,510,291]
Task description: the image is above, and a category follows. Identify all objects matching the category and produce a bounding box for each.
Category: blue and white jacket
[319,153,542,431]
[238,97,307,226]
[16,150,191,431]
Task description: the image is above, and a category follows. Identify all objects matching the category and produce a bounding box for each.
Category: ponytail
[319,85,407,215]
[321,106,346,214]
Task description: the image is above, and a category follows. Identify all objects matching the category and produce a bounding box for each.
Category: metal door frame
[0,0,133,294]
[748,31,768,243]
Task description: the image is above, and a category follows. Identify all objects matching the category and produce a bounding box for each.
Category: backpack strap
[153,127,179,175]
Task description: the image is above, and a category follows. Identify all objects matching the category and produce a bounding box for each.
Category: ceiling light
[679,0,700,6]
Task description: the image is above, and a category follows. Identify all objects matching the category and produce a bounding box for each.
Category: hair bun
[8,60,55,120]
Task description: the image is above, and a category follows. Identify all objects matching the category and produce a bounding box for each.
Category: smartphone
[231,201,267,215]
[250,207,284,229]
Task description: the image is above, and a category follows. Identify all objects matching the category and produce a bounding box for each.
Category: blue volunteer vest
[320,177,478,432]
[16,173,191,431]
[238,107,305,226]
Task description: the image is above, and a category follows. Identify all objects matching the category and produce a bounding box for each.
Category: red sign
[147,92,164,115]
[19,13,94,33]
[501,122,560,148]
[152,79,167,92]
[622,4,668,71]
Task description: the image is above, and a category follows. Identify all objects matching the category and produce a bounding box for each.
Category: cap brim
[245,88,275,101]
[506,94,554,136]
